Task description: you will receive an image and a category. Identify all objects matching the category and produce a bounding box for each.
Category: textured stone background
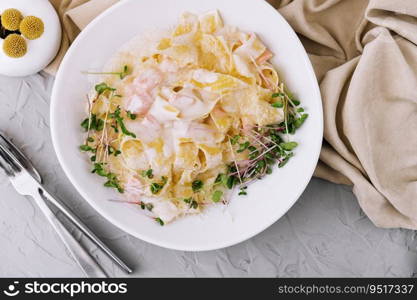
[0,73,416,277]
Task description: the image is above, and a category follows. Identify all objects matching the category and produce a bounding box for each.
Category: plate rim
[50,0,323,251]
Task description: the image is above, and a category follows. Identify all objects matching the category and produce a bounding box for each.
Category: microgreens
[278,152,294,168]
[107,145,122,156]
[150,176,168,194]
[271,100,284,108]
[272,93,285,98]
[137,201,153,211]
[145,203,154,211]
[95,82,116,95]
[84,65,131,80]
[91,163,107,176]
[81,114,104,131]
[104,174,124,193]
[184,198,198,209]
[150,183,163,194]
[127,111,137,120]
[192,180,203,192]
[109,106,137,138]
[79,145,95,152]
[226,175,238,189]
[290,98,300,106]
[238,186,248,196]
[223,115,305,194]
[280,142,298,151]
[230,135,241,145]
[141,169,154,179]
[294,113,309,129]
[215,173,228,186]
[190,200,198,209]
[111,124,119,133]
[91,163,124,193]
[237,141,250,153]
[212,190,223,203]
[155,218,164,226]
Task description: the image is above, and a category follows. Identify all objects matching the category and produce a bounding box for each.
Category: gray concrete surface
[0,73,416,277]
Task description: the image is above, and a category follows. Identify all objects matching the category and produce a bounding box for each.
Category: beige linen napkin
[45,0,119,74]
[46,0,417,229]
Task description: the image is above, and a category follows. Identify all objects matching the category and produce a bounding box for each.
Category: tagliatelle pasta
[79,11,309,225]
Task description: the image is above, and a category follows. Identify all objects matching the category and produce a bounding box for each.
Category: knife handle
[38,187,132,274]
[31,188,107,278]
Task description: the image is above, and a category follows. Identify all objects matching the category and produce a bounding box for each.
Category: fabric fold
[45,0,118,74]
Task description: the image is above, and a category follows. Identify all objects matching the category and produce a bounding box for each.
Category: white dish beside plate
[0,0,61,77]
[50,0,323,251]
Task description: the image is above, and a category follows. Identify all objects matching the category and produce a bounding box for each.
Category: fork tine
[0,148,15,177]
[0,140,24,173]
[0,132,41,181]
[0,159,12,176]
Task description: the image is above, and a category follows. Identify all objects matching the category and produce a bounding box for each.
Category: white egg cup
[0,0,61,77]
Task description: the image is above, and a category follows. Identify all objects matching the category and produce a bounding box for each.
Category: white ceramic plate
[51,0,323,251]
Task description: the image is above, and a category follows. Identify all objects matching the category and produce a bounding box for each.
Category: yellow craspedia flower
[3,34,27,58]
[1,8,23,31]
[20,16,44,40]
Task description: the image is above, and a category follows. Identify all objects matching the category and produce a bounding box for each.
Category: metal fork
[0,133,133,276]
